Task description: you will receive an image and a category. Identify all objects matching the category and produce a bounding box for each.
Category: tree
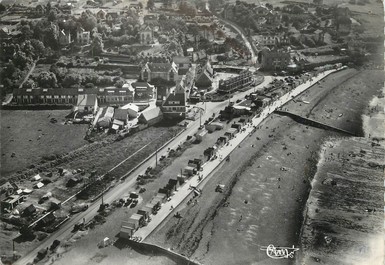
[79,13,97,31]
[91,33,104,56]
[30,39,46,58]
[37,71,58,88]
[115,79,124,88]
[147,0,155,10]
[13,51,33,70]
[47,9,58,22]
[62,73,82,87]
[0,3,6,13]
[265,3,273,10]
[23,79,36,89]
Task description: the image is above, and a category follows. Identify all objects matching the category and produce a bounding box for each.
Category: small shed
[130,213,145,227]
[34,182,44,189]
[31,174,41,181]
[217,136,228,146]
[66,176,82,187]
[158,187,172,197]
[184,166,196,176]
[137,207,150,220]
[154,193,167,203]
[119,225,135,239]
[111,119,125,131]
[231,123,242,132]
[204,146,217,160]
[168,179,178,190]
[195,128,208,142]
[122,220,137,231]
[151,197,162,208]
[225,128,237,139]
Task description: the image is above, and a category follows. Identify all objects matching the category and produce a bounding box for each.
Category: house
[121,103,140,118]
[66,176,83,187]
[173,56,191,75]
[0,182,18,197]
[130,82,154,101]
[144,14,158,25]
[112,108,129,130]
[97,107,115,128]
[98,87,134,106]
[35,4,45,14]
[139,25,153,44]
[106,12,119,22]
[138,107,163,126]
[96,9,107,20]
[260,50,291,71]
[76,27,91,45]
[195,61,214,90]
[254,5,270,15]
[75,94,98,114]
[59,30,72,46]
[265,11,281,25]
[218,70,253,94]
[140,62,178,82]
[1,195,25,212]
[161,90,186,118]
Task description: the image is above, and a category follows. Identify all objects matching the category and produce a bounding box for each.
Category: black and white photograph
[0,0,383,264]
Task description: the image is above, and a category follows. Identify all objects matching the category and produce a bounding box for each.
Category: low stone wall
[127,240,202,265]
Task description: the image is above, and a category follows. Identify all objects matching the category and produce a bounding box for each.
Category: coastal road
[133,68,341,241]
[13,77,273,265]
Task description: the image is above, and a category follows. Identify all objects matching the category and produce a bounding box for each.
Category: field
[0,110,88,179]
[145,67,383,264]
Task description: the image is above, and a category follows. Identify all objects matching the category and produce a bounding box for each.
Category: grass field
[0,110,88,179]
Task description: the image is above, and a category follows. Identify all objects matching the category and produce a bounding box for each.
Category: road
[13,77,273,265]
[132,69,341,241]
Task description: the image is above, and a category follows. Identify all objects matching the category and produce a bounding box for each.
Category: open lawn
[0,110,88,180]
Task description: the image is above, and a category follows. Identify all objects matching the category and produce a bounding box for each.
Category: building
[96,9,107,20]
[173,56,191,75]
[195,61,214,90]
[138,107,163,126]
[76,27,91,45]
[218,70,253,94]
[260,50,291,71]
[143,14,158,25]
[140,62,178,82]
[1,195,25,212]
[75,94,98,114]
[130,82,155,101]
[59,30,72,46]
[113,109,129,124]
[13,87,134,106]
[139,25,154,44]
[161,87,187,118]
[121,103,140,118]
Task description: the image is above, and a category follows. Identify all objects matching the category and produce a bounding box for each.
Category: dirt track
[146,68,383,265]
